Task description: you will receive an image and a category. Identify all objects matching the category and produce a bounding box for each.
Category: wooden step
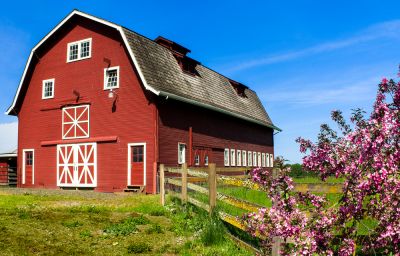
[124,185,145,193]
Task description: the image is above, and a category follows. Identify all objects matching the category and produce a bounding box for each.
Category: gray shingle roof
[122,28,278,130]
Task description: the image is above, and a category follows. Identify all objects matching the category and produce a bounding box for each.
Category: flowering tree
[243,76,400,255]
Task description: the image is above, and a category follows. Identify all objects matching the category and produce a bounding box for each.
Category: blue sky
[1,1,400,162]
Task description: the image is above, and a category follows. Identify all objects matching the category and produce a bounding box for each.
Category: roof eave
[158,91,282,131]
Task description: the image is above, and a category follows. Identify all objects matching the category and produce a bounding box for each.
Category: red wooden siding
[157,99,274,167]
[0,162,8,184]
[17,17,157,193]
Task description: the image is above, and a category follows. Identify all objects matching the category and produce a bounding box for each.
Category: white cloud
[0,122,18,153]
[224,20,400,73]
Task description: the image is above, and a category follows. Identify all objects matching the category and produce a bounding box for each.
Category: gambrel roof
[6,10,280,131]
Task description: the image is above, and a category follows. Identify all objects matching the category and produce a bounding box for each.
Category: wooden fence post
[271,168,281,256]
[208,163,217,214]
[181,163,188,203]
[160,164,165,206]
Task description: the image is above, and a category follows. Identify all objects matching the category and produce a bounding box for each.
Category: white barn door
[57,143,97,187]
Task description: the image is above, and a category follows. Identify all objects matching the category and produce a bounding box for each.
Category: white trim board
[6,10,159,115]
[127,143,146,186]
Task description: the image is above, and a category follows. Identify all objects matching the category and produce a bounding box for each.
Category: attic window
[67,38,92,62]
[229,79,247,98]
[175,56,199,76]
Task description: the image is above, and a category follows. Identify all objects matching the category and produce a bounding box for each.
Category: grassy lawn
[292,176,344,183]
[0,187,252,256]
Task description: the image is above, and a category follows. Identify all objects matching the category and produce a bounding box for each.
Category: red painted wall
[17,17,157,193]
[0,162,8,184]
[157,99,274,167]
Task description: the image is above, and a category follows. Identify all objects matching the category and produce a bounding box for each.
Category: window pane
[80,41,90,58]
[106,69,118,88]
[69,44,78,60]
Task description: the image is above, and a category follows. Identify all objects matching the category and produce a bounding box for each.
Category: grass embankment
[0,188,252,256]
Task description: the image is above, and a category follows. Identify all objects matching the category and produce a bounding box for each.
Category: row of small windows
[224,148,273,168]
[41,66,119,99]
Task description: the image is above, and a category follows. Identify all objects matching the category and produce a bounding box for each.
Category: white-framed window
[270,154,274,167]
[253,152,257,167]
[242,150,247,167]
[257,152,261,167]
[248,151,252,167]
[194,154,200,166]
[67,38,92,62]
[104,66,120,90]
[42,78,55,99]
[62,105,90,139]
[230,149,236,166]
[204,155,209,166]
[178,143,186,164]
[237,150,242,166]
[262,153,266,167]
[266,153,270,167]
[224,148,230,166]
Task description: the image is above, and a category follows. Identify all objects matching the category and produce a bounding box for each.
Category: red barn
[6,10,280,193]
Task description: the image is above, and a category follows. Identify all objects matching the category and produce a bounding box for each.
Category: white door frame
[57,142,97,187]
[127,143,146,186]
[22,149,35,185]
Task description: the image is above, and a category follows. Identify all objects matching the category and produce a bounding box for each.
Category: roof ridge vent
[154,36,191,57]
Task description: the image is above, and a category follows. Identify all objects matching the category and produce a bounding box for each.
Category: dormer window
[42,79,55,99]
[67,38,92,62]
[104,66,120,90]
[229,79,247,98]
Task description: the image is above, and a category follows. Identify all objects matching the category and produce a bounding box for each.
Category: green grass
[293,176,344,183]
[0,187,252,256]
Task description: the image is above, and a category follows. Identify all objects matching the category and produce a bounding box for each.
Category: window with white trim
[42,79,55,99]
[237,150,242,166]
[62,105,90,139]
[262,153,266,167]
[253,152,257,167]
[104,66,120,89]
[248,151,252,167]
[204,155,209,166]
[67,38,92,62]
[178,143,186,164]
[224,148,229,166]
[242,150,247,167]
[257,152,261,167]
[230,149,236,166]
[194,154,200,166]
[270,154,274,167]
[266,153,270,167]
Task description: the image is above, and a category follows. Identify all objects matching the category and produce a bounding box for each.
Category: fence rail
[160,163,343,255]
[0,166,17,186]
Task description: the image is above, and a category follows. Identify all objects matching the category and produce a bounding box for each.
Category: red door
[24,150,34,185]
[130,145,144,186]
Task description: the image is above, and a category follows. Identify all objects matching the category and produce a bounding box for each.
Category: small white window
[266,153,270,167]
[262,153,266,167]
[194,154,200,166]
[204,155,209,166]
[248,151,252,167]
[224,148,230,166]
[178,143,186,164]
[104,66,120,90]
[253,152,257,167]
[42,79,55,99]
[67,38,92,62]
[257,152,261,167]
[270,154,274,167]
[237,150,242,166]
[242,150,247,167]
[230,149,236,166]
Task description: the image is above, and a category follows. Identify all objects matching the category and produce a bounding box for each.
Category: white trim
[22,149,35,185]
[127,143,146,186]
[257,152,261,167]
[253,152,257,167]
[6,10,160,115]
[262,153,266,167]
[242,150,247,167]
[224,148,229,167]
[0,153,17,158]
[266,153,270,167]
[103,66,120,90]
[237,150,241,167]
[178,142,186,164]
[57,143,97,187]
[270,154,274,168]
[62,105,90,140]
[230,149,236,166]
[42,78,55,99]
[247,151,252,167]
[66,38,92,63]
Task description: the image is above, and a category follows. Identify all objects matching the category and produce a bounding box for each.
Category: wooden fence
[159,163,342,255]
[0,166,17,186]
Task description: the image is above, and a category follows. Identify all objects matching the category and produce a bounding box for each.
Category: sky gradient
[1,1,400,162]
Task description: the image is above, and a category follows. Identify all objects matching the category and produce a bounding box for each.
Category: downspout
[189,126,193,167]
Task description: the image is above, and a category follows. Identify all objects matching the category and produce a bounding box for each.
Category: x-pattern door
[57,143,97,187]
[62,105,89,139]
